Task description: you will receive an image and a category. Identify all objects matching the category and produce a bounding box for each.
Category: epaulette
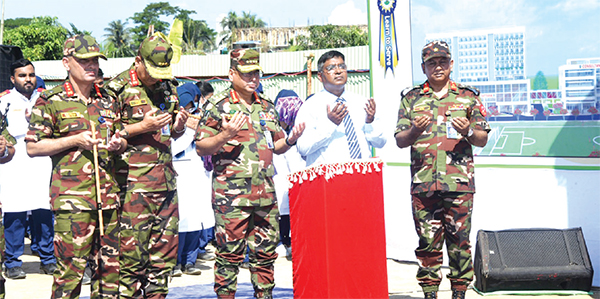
[210,89,229,105]
[457,83,480,96]
[258,92,273,104]
[0,89,10,98]
[400,85,420,98]
[40,84,67,99]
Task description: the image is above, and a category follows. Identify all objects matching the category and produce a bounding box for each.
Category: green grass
[476,120,600,157]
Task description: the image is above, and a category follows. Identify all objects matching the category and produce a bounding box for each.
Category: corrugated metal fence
[34,46,372,100]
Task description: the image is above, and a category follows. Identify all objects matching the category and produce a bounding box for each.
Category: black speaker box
[0,45,24,92]
[474,228,593,293]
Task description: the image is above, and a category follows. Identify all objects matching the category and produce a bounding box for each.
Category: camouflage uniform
[395,78,491,292]
[0,127,16,299]
[196,87,284,298]
[25,78,123,299]
[106,53,180,297]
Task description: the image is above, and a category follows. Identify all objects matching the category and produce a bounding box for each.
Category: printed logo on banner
[378,0,398,77]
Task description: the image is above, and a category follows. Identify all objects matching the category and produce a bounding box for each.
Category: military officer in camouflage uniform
[0,116,17,298]
[25,35,127,299]
[195,49,304,299]
[395,41,491,299]
[105,32,189,299]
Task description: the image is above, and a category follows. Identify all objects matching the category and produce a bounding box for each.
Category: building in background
[559,57,600,112]
[426,27,529,115]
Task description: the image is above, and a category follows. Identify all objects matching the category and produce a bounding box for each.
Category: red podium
[288,159,388,298]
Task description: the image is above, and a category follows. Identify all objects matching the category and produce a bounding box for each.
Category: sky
[3,0,599,79]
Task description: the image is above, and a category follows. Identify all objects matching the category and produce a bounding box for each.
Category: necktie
[337,98,362,159]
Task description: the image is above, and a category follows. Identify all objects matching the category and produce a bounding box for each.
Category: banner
[367,0,413,162]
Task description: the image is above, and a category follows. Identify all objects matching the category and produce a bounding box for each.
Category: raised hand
[327,102,348,126]
[365,98,376,123]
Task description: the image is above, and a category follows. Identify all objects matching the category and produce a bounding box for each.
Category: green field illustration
[475,121,600,157]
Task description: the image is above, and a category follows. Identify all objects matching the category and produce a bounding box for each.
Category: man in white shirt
[296,50,386,166]
[0,58,56,279]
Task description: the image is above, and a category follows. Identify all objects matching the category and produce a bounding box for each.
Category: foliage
[68,23,92,36]
[219,11,266,50]
[177,15,217,54]
[3,18,33,30]
[103,20,135,58]
[530,108,539,116]
[129,2,194,45]
[514,108,522,115]
[532,71,548,90]
[571,108,580,116]
[588,107,598,115]
[3,16,69,61]
[288,25,368,51]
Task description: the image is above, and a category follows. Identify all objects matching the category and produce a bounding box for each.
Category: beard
[16,83,35,95]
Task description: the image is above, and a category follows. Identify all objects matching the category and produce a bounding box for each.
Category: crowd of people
[0,33,489,299]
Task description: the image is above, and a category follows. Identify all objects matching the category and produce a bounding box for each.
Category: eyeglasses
[237,70,261,80]
[323,63,347,73]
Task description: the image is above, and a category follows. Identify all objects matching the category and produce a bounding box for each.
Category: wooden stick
[90,121,105,236]
[173,110,202,120]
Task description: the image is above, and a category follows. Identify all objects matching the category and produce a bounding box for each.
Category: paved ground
[4,243,598,299]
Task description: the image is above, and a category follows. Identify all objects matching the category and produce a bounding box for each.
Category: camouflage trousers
[52,209,120,299]
[119,190,178,299]
[213,204,279,298]
[412,191,474,292]
[0,208,5,299]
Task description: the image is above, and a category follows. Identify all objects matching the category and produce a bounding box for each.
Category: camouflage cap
[421,40,451,62]
[63,35,107,60]
[230,48,262,73]
[139,32,173,80]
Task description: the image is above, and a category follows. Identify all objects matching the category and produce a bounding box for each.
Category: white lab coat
[272,145,305,216]
[0,88,52,212]
[172,127,214,232]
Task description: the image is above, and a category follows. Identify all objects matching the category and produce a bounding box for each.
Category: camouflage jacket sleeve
[25,81,122,211]
[195,89,283,206]
[107,67,179,192]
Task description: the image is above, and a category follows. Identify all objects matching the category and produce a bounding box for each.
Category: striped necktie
[337,97,362,159]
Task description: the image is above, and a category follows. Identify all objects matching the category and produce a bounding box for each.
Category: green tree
[173,12,217,55]
[288,24,368,51]
[219,11,266,50]
[103,20,135,58]
[68,23,92,36]
[3,16,69,61]
[532,71,548,90]
[129,2,194,45]
[3,18,33,30]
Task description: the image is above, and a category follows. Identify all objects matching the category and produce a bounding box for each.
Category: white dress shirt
[296,89,386,167]
[0,88,52,212]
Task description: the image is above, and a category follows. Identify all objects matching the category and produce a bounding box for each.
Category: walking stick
[90,121,105,236]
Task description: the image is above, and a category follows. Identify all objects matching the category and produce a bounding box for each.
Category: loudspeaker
[474,228,593,293]
[0,45,24,92]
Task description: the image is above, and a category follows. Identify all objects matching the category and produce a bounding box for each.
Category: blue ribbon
[378,0,398,77]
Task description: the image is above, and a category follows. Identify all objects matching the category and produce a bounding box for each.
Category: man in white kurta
[0,59,55,279]
[296,50,387,166]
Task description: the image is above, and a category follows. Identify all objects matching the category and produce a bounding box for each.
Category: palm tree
[182,19,217,54]
[240,11,266,28]
[219,11,266,50]
[219,11,241,49]
[103,20,135,58]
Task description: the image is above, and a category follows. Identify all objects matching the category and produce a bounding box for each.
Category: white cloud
[412,0,538,33]
[552,0,600,13]
[216,13,227,31]
[328,1,367,25]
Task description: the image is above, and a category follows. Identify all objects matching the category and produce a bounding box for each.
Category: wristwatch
[467,128,474,138]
